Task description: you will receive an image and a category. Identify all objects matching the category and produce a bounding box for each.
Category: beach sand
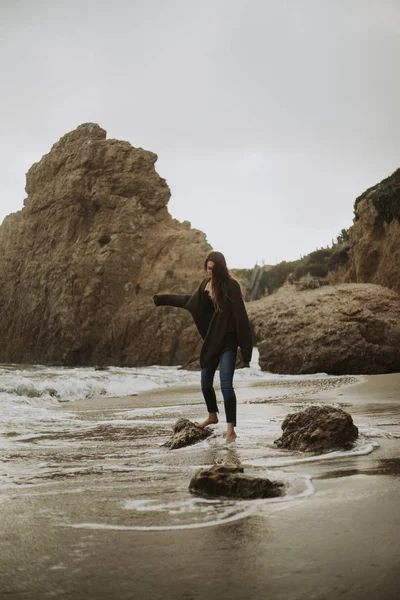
[1,374,400,599]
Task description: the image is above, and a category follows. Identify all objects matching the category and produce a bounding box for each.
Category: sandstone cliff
[247,283,400,375]
[346,168,400,293]
[0,124,211,366]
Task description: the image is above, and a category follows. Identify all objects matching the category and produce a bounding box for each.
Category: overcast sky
[1,0,399,268]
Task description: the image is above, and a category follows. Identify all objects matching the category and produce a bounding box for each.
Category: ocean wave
[0,349,359,409]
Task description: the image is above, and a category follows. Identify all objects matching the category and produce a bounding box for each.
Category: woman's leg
[219,348,237,443]
[196,363,219,428]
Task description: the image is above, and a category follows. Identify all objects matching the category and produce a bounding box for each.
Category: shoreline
[1,372,400,599]
[66,370,365,412]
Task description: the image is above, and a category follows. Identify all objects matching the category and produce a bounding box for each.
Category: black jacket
[154,278,252,368]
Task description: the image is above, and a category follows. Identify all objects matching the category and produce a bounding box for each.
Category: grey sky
[1,0,399,268]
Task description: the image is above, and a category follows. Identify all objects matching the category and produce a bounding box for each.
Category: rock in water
[274,406,358,452]
[0,124,211,366]
[163,418,213,450]
[189,465,285,499]
[247,283,400,374]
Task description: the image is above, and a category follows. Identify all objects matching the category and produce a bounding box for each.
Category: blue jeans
[200,349,237,426]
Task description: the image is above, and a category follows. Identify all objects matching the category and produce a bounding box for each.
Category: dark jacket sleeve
[229,280,253,365]
[153,294,192,308]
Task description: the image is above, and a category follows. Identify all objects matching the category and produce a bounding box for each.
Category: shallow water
[0,348,355,451]
[2,352,396,533]
[2,367,400,600]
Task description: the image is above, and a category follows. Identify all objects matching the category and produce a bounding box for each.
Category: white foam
[359,425,400,439]
[60,471,314,532]
[62,512,258,532]
[246,440,378,468]
[124,497,220,513]
[62,483,314,532]
[0,349,356,408]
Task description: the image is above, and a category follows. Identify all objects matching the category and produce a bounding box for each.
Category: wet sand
[1,374,400,599]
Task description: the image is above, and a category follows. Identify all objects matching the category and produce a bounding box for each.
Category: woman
[153,251,252,447]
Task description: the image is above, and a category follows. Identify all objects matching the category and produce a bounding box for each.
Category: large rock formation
[346,168,400,293]
[248,283,400,375]
[0,124,211,366]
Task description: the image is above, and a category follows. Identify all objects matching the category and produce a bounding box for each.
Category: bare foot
[226,424,237,445]
[226,432,237,445]
[194,415,219,429]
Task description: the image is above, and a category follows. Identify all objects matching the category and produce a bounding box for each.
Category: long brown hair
[204,251,235,311]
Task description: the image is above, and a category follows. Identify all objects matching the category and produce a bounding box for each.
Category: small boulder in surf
[189,465,285,499]
[163,418,213,450]
[274,405,358,452]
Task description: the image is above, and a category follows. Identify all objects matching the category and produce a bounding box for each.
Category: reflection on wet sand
[317,457,400,479]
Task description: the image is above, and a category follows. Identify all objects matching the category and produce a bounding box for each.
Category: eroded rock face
[346,168,400,293]
[163,418,213,450]
[189,465,285,499]
[248,283,400,375]
[274,406,358,452]
[0,124,211,366]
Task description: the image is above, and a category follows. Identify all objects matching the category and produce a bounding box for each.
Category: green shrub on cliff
[354,169,400,225]
[301,241,349,279]
[335,228,349,244]
[259,230,349,295]
[326,243,349,270]
[259,260,301,295]
[372,186,400,225]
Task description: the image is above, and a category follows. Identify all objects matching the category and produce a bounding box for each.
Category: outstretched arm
[153,294,192,309]
[230,281,253,366]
